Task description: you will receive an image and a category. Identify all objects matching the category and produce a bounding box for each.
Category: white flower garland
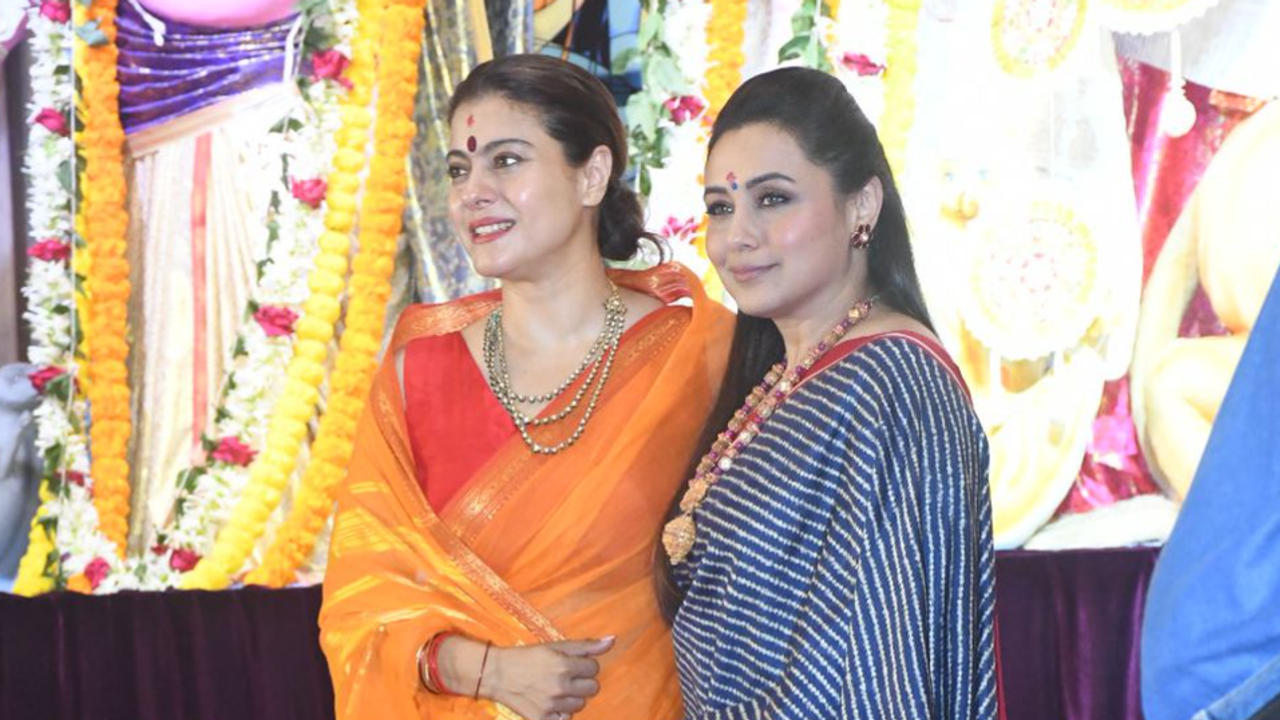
[17,2,125,594]
[134,0,359,589]
[632,0,715,281]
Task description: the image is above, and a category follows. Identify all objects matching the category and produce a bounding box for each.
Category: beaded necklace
[663,297,877,564]
[483,284,627,455]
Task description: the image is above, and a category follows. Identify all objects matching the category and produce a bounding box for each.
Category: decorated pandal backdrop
[2,0,1278,606]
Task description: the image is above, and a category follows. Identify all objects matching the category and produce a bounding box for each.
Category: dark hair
[655,67,935,621]
[448,54,658,262]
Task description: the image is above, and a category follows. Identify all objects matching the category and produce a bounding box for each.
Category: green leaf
[778,34,811,63]
[646,54,684,93]
[637,9,662,48]
[57,160,73,195]
[75,21,109,47]
[611,47,640,75]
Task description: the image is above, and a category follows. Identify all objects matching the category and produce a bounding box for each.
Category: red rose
[664,95,706,125]
[309,49,352,89]
[150,543,168,556]
[28,238,71,262]
[28,366,66,393]
[210,436,257,467]
[170,548,201,572]
[63,470,86,487]
[840,52,885,77]
[290,177,327,209]
[253,305,299,337]
[84,556,111,590]
[34,107,70,136]
[39,0,71,23]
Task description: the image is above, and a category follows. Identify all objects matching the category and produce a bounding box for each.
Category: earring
[850,223,872,249]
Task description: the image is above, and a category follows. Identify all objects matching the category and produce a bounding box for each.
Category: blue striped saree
[672,333,997,719]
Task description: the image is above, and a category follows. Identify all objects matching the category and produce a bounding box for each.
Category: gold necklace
[483,285,627,455]
[663,297,877,565]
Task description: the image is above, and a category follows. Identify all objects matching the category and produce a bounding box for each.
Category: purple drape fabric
[0,548,1158,720]
[0,587,332,720]
[998,547,1158,720]
[116,2,295,134]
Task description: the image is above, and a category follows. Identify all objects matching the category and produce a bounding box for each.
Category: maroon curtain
[0,548,1158,720]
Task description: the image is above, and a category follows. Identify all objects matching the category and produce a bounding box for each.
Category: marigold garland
[702,0,745,126]
[77,0,134,557]
[245,0,425,587]
[880,0,921,178]
[180,0,391,590]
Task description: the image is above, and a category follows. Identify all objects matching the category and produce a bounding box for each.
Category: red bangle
[427,631,457,695]
[473,641,492,700]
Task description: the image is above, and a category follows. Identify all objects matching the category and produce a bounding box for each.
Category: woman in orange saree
[318,55,732,720]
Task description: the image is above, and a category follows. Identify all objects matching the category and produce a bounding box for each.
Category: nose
[725,208,760,251]
[457,168,495,211]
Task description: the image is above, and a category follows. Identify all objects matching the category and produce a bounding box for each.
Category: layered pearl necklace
[663,297,877,565]
[483,284,627,455]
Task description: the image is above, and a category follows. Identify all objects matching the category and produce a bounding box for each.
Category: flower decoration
[33,107,70,136]
[28,238,71,261]
[664,95,705,125]
[841,52,885,76]
[703,0,746,124]
[243,0,426,587]
[253,305,300,336]
[309,48,353,89]
[290,177,328,208]
[84,556,111,590]
[39,0,70,23]
[169,548,200,572]
[27,365,66,393]
[210,436,258,467]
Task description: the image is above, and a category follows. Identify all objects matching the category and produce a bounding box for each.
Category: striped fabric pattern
[672,336,997,719]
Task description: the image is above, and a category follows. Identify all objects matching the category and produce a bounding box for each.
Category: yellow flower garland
[880,0,921,179]
[78,0,134,556]
[703,0,745,126]
[180,0,390,590]
[13,480,57,596]
[245,0,425,587]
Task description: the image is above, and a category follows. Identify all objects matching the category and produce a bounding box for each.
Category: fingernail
[602,635,615,643]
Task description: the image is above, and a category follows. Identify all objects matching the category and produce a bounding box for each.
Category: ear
[846,176,884,231]
[580,145,614,207]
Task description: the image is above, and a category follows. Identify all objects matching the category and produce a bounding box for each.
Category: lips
[468,217,515,244]
[727,264,776,283]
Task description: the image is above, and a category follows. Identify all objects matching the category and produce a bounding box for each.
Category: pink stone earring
[850,223,872,249]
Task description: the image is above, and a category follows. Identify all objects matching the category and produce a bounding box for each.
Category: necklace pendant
[663,513,696,565]
[717,455,733,472]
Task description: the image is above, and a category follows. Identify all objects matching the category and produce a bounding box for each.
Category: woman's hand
[437,635,614,720]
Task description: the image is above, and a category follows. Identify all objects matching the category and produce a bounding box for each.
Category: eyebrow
[704,171,797,197]
[445,137,534,162]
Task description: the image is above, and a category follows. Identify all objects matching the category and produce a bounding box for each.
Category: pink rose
[28,366,65,393]
[664,95,706,125]
[840,52,885,77]
[290,178,327,209]
[39,0,71,23]
[84,557,111,590]
[660,216,699,241]
[170,548,201,572]
[309,49,353,89]
[210,436,257,467]
[253,305,299,337]
[34,107,70,136]
[28,238,70,262]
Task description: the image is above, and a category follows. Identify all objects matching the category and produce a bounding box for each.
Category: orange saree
[319,263,732,719]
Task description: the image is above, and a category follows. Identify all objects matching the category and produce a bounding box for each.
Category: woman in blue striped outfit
[657,67,998,719]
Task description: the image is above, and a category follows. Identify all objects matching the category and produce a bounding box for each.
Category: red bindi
[466,135,477,152]
[726,172,738,190]
[466,114,475,127]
